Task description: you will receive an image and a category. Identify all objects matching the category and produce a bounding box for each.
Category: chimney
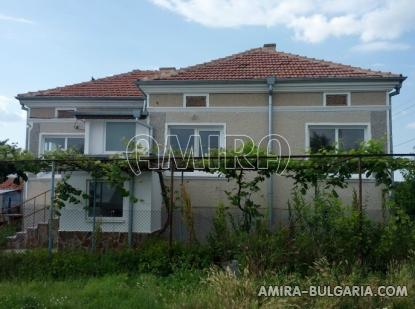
[158,67,176,78]
[263,43,276,51]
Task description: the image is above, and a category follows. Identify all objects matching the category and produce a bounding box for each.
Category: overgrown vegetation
[0,257,414,308]
[1,140,415,307]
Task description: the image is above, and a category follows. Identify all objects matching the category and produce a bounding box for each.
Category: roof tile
[18,47,403,98]
[18,70,158,98]
[153,47,401,81]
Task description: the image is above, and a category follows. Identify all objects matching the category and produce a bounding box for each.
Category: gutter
[15,95,145,101]
[137,76,407,86]
[266,76,276,229]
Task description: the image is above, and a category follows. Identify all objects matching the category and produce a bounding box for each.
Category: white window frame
[183,94,209,108]
[165,123,226,178]
[166,123,225,156]
[39,133,85,155]
[323,92,351,107]
[55,108,77,118]
[305,123,371,152]
[103,120,139,154]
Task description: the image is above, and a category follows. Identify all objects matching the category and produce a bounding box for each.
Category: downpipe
[266,77,276,229]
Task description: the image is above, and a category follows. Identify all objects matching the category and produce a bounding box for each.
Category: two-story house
[17,44,405,245]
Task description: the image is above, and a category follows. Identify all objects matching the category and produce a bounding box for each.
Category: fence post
[32,198,36,228]
[128,176,135,247]
[358,156,363,263]
[91,178,97,252]
[169,158,174,255]
[48,160,55,258]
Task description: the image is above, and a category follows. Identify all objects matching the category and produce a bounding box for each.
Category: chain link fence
[1,154,414,253]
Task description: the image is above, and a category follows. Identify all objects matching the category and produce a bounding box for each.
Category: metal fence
[0,153,414,253]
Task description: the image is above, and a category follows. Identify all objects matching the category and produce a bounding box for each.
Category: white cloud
[0,95,26,122]
[0,13,33,24]
[407,122,415,129]
[149,0,414,50]
[352,41,410,52]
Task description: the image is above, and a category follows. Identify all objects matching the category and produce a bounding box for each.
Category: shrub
[394,169,415,219]
[0,237,213,281]
[206,191,415,275]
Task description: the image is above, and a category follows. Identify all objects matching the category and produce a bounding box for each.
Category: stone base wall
[7,219,58,250]
[58,231,150,250]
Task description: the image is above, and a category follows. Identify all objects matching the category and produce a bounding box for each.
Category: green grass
[1,260,414,309]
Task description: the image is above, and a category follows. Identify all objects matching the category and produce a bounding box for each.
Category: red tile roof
[0,178,23,191]
[17,46,403,99]
[149,47,402,81]
[18,70,158,98]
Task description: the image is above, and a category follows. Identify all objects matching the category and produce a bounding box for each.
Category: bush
[0,223,17,249]
[0,237,213,281]
[394,169,415,219]
[207,191,415,275]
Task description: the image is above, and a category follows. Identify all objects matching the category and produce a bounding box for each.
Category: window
[43,136,84,153]
[87,181,123,217]
[324,94,350,106]
[308,125,366,152]
[56,109,76,118]
[184,95,208,107]
[105,122,136,152]
[168,125,223,156]
[309,128,335,152]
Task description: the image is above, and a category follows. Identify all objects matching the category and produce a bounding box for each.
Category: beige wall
[151,109,385,155]
[274,92,323,106]
[150,94,182,107]
[150,111,268,150]
[351,91,386,105]
[274,111,373,154]
[149,91,387,108]
[30,108,55,118]
[210,93,267,107]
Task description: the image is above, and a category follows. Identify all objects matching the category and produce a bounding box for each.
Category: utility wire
[392,103,415,117]
[394,136,415,147]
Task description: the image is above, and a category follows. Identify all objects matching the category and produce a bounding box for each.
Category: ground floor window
[308,125,367,152]
[87,181,123,217]
[43,136,84,153]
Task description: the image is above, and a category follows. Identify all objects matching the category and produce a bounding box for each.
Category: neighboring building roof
[17,70,158,99]
[146,46,404,82]
[0,177,23,191]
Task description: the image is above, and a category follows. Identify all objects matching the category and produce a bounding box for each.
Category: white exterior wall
[59,171,161,233]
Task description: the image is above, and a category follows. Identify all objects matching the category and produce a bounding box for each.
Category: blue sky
[0,0,414,153]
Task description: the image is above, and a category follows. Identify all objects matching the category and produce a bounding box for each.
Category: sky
[0,0,414,153]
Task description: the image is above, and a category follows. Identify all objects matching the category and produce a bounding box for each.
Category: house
[0,177,23,225]
[16,44,405,245]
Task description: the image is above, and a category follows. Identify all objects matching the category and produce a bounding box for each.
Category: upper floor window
[324,93,350,106]
[43,136,84,153]
[56,109,76,118]
[105,122,136,152]
[168,125,223,156]
[184,94,208,107]
[308,125,367,152]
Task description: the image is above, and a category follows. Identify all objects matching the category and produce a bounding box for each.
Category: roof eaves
[138,76,407,86]
[16,95,145,101]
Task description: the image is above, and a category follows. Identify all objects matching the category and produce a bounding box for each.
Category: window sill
[85,217,125,223]
[164,171,226,179]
